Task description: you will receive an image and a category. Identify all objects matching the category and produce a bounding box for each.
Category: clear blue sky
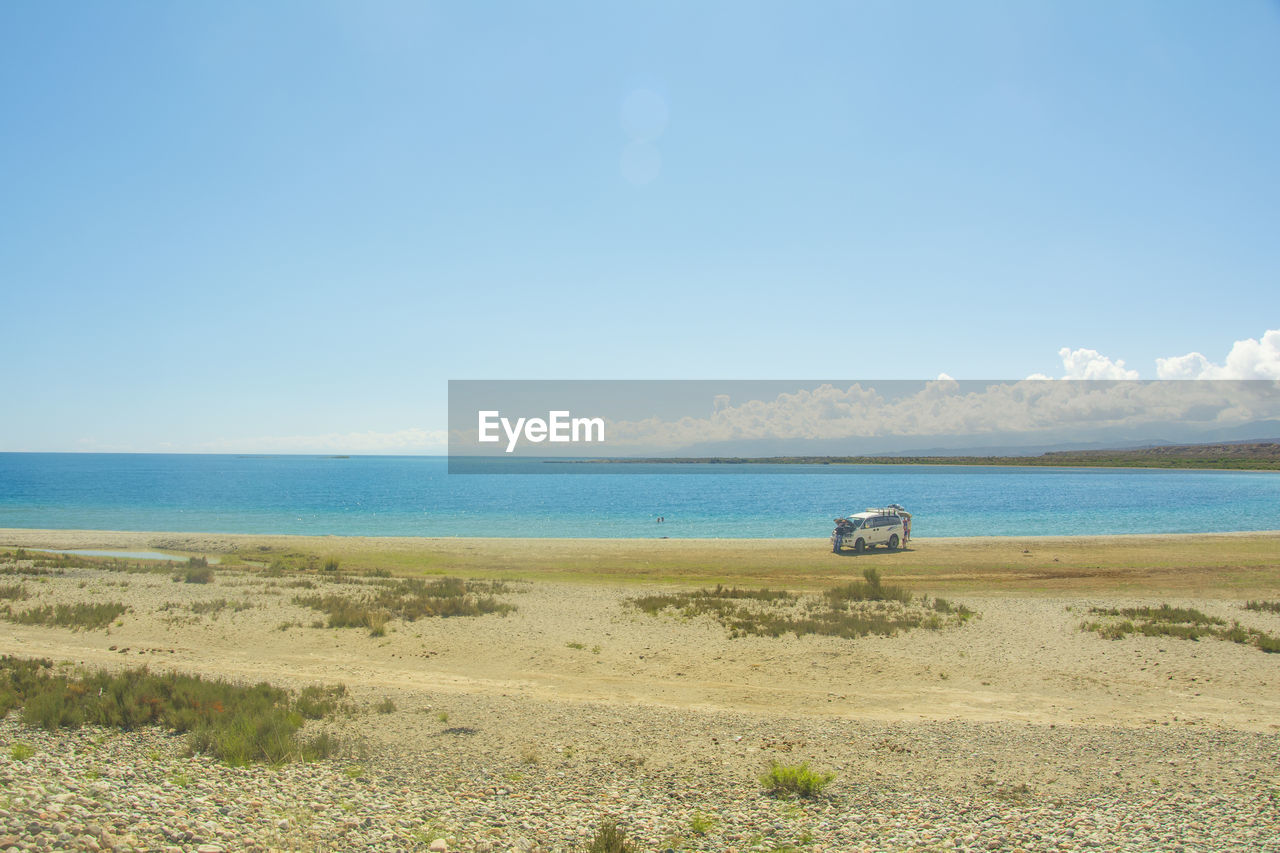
[2,1,1278,452]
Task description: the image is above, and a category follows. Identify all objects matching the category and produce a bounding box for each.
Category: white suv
[831,509,906,554]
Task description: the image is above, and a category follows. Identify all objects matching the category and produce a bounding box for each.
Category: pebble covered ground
[3,700,1279,853]
[3,554,1280,851]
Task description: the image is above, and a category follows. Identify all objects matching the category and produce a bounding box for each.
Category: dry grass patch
[1245,600,1280,614]
[293,576,517,635]
[1,602,129,631]
[0,584,28,601]
[158,598,256,620]
[631,569,974,639]
[1083,604,1280,652]
[580,821,640,853]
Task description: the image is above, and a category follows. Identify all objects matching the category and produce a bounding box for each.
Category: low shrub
[1256,632,1280,653]
[182,561,214,584]
[0,656,344,765]
[929,597,974,618]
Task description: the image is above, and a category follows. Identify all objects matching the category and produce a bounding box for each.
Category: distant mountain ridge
[594,439,1280,470]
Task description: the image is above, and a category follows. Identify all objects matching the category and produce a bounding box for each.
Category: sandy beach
[4,527,1280,591]
[1,530,1279,851]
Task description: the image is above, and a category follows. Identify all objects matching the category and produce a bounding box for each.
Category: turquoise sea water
[0,453,1277,539]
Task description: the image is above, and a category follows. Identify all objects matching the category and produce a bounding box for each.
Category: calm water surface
[1,454,1277,539]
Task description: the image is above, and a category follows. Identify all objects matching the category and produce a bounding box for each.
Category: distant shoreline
[557,458,1280,472]
[563,440,1280,471]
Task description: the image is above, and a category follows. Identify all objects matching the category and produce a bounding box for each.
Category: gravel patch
[3,707,1278,852]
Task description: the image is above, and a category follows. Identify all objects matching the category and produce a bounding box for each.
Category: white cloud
[588,378,1280,451]
[1156,329,1280,379]
[1155,351,1213,379]
[1057,347,1139,380]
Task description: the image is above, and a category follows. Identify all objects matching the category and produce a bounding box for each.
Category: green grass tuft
[295,683,347,719]
[826,568,913,604]
[580,821,640,853]
[759,761,836,798]
[689,812,717,835]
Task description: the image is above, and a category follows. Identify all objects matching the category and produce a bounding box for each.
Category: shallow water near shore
[2,452,1279,538]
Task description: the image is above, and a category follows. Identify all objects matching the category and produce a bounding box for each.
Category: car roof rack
[863,506,910,516]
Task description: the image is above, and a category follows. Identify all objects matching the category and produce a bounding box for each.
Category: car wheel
[853,538,865,554]
[888,534,899,551]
